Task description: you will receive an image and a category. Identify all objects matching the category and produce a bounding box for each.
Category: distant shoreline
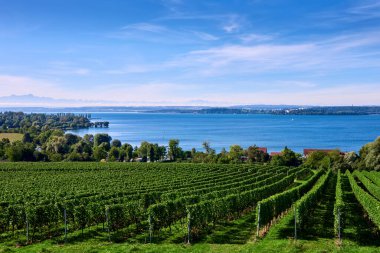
[1,106,380,115]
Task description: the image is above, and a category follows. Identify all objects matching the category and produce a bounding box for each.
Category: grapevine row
[347,170,380,230]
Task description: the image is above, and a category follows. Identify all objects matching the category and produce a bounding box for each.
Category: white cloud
[223,23,239,33]
[0,75,61,96]
[167,31,380,76]
[239,33,273,43]
[222,15,244,33]
[192,84,380,106]
[192,31,219,41]
[43,61,91,76]
[92,82,197,102]
[104,65,154,75]
[112,23,219,44]
[122,23,167,33]
[1,74,379,106]
[313,0,380,24]
[73,68,90,75]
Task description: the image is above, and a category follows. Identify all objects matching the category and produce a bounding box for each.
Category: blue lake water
[68,113,380,153]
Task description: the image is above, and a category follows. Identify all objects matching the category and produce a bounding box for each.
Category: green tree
[0,138,10,159]
[229,145,244,163]
[121,143,133,162]
[271,147,301,166]
[304,149,342,170]
[154,144,166,161]
[168,139,181,161]
[111,139,122,148]
[64,133,81,146]
[109,146,121,161]
[359,137,380,170]
[202,141,215,155]
[247,145,269,163]
[83,134,94,144]
[304,151,329,169]
[94,133,112,148]
[22,132,32,143]
[45,136,69,154]
[5,141,35,161]
[138,141,152,162]
[66,151,83,161]
[93,143,108,161]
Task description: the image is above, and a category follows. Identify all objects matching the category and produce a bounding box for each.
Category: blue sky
[0,0,380,106]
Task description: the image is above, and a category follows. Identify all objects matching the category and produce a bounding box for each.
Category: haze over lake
[68,113,380,153]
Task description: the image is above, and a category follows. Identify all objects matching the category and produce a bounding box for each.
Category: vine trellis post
[294,204,297,240]
[149,214,153,243]
[64,208,67,244]
[187,213,191,244]
[338,208,342,243]
[256,203,261,237]
[25,217,29,244]
[106,207,111,242]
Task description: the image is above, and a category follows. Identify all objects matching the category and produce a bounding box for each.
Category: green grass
[340,174,380,247]
[0,133,23,142]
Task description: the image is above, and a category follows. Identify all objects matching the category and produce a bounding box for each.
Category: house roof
[257,147,268,153]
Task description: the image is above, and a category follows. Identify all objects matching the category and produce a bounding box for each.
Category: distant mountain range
[0,94,111,106]
[1,94,380,115]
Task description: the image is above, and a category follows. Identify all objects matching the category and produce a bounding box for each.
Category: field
[0,163,379,252]
[0,133,23,143]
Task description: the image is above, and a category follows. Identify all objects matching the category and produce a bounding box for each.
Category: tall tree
[168,139,181,161]
[94,133,112,149]
[111,139,122,148]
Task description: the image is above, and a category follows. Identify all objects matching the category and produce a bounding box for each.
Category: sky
[0,0,380,106]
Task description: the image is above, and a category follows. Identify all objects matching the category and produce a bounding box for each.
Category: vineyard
[0,163,380,252]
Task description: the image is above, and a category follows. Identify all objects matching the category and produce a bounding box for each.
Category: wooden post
[106,208,111,242]
[26,218,29,244]
[187,213,191,244]
[64,209,67,244]
[256,204,261,237]
[294,204,297,240]
[338,209,341,243]
[149,215,153,243]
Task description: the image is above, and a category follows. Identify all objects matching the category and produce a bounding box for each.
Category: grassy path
[201,211,257,244]
[341,174,380,247]
[298,173,336,240]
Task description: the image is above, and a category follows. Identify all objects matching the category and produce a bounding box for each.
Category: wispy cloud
[222,15,241,33]
[192,31,219,41]
[111,22,220,44]
[104,65,155,75]
[191,83,380,106]
[346,0,380,19]
[0,74,64,97]
[160,0,183,14]
[167,30,380,76]
[313,0,380,24]
[239,33,274,43]
[41,61,91,76]
[1,74,379,106]
[122,23,167,33]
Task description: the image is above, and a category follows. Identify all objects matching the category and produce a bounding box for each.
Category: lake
[68,113,380,153]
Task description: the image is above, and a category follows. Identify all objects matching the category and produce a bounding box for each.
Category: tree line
[0,112,379,170]
[0,111,109,132]
[0,126,379,170]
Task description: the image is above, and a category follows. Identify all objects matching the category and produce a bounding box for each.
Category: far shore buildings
[257,147,268,154]
[270,151,282,156]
